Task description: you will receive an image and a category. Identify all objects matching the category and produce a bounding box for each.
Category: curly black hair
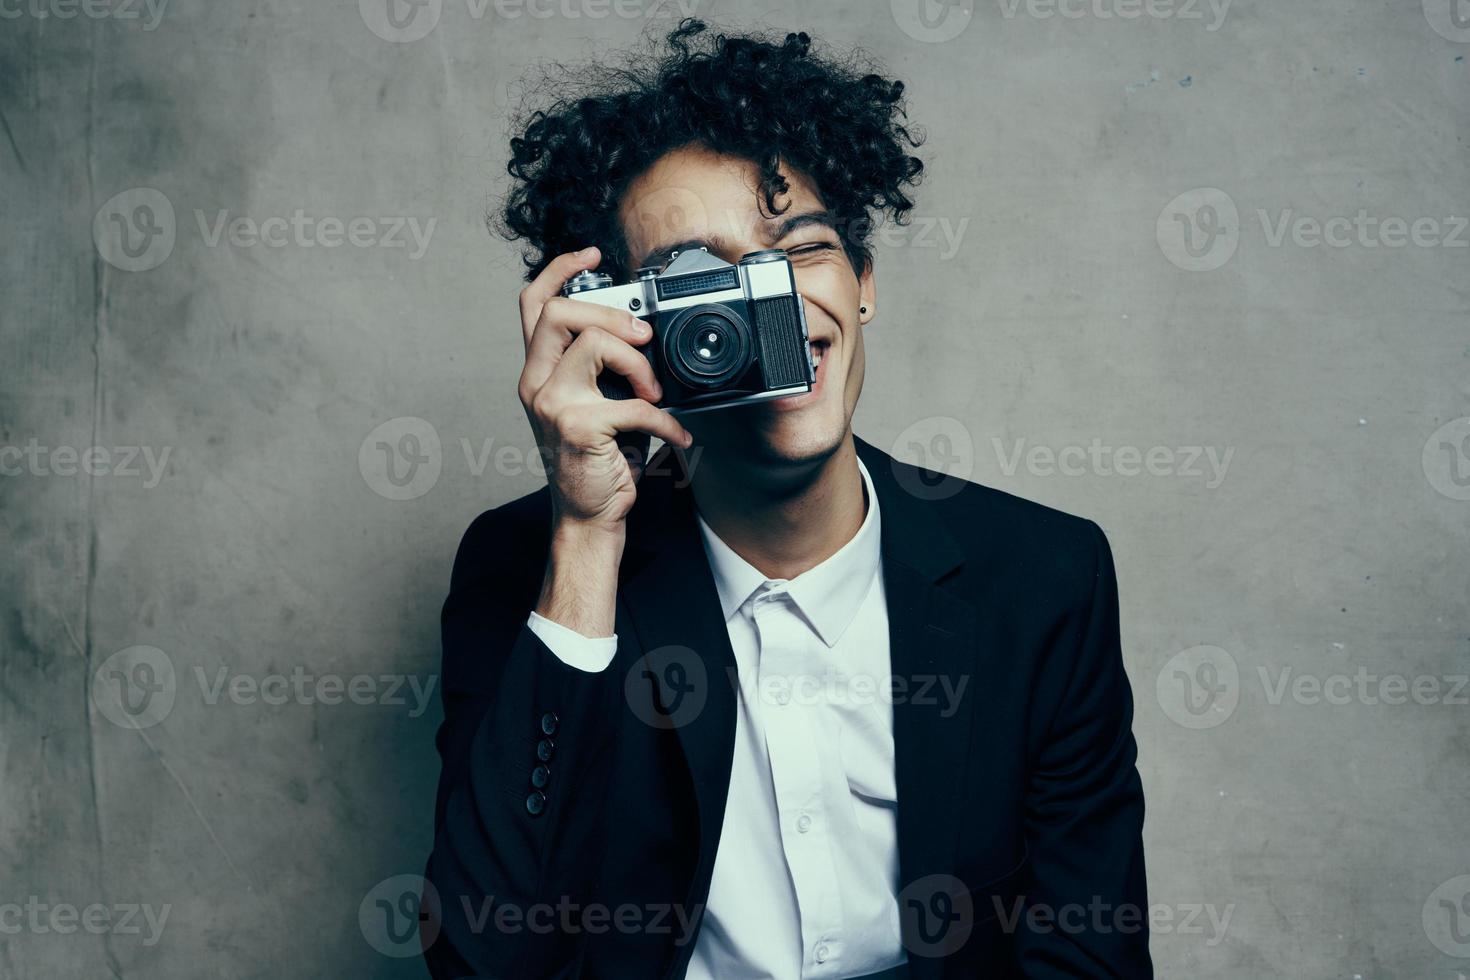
[498,19,925,283]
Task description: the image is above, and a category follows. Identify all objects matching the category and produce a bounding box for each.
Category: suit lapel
[616,446,737,975]
[855,438,979,978]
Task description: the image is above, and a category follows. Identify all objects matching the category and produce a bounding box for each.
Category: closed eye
[786,242,839,257]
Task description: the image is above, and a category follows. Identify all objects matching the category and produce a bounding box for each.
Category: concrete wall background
[2,0,1467,976]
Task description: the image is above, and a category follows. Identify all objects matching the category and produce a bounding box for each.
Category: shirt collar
[695,457,883,648]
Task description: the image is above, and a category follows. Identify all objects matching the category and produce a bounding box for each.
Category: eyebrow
[635,209,840,270]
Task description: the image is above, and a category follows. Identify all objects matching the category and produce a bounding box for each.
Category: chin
[719,396,850,474]
[756,416,844,464]
[682,367,854,477]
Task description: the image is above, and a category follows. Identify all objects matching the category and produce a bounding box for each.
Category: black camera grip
[596,371,635,401]
[596,343,658,404]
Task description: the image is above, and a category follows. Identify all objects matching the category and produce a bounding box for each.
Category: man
[425,20,1149,979]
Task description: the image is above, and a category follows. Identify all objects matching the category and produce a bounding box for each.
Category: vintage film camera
[561,247,814,414]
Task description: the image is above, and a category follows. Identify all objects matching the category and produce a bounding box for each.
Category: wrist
[537,517,623,637]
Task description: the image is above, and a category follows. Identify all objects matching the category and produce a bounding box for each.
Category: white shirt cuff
[527,611,619,673]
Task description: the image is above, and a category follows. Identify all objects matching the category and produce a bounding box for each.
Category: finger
[518,246,602,349]
[540,297,653,347]
[522,304,655,398]
[603,397,693,450]
[551,327,662,404]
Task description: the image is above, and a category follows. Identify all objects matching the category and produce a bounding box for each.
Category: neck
[686,434,867,581]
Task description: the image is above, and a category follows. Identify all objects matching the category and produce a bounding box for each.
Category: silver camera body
[560,247,814,414]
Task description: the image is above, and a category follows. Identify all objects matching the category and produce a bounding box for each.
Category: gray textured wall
[3,0,1467,976]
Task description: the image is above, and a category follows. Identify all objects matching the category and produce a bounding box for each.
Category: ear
[857,257,877,326]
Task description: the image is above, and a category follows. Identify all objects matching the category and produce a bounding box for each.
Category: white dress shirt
[528,458,905,979]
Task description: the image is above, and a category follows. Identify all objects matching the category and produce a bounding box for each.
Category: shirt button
[530,765,551,789]
[525,791,546,816]
[536,738,555,762]
[796,813,812,833]
[814,943,830,963]
[540,711,558,735]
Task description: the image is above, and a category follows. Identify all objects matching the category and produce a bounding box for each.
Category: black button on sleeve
[536,738,555,762]
[530,765,550,789]
[540,711,559,736]
[525,791,546,816]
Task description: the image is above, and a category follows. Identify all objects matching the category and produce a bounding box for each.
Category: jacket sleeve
[423,503,623,979]
[1015,522,1152,978]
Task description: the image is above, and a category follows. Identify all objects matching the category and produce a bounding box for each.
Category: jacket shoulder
[449,486,553,600]
[890,452,1110,600]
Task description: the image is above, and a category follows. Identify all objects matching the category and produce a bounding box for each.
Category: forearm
[535,518,625,638]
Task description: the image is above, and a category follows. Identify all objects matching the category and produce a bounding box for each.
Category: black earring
[860,305,868,314]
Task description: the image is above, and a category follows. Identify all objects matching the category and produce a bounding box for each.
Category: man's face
[617,144,877,473]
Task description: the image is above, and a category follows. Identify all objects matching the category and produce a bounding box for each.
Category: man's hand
[517,246,693,638]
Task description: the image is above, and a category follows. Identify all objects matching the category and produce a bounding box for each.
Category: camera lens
[693,327,724,362]
[664,305,751,390]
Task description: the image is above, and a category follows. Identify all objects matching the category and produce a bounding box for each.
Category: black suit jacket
[424,436,1150,979]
